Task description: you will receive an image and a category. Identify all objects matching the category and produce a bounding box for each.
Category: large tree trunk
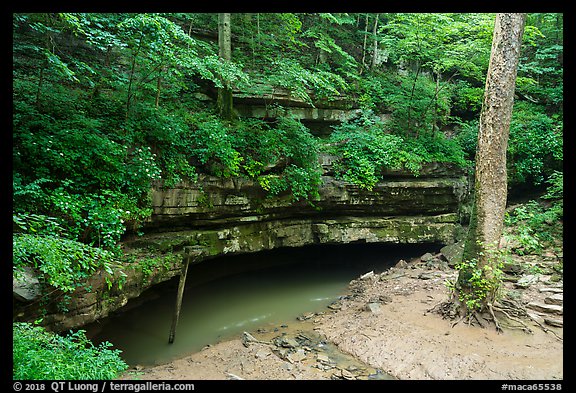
[217,13,234,120]
[457,13,526,313]
[370,13,379,70]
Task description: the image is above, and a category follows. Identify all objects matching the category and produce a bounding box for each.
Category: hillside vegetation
[12,13,562,379]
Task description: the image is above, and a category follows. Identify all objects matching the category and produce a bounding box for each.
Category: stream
[88,242,440,367]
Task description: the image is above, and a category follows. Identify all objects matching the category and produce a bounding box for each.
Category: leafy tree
[456,13,526,321]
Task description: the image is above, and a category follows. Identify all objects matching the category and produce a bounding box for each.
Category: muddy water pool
[89,243,439,367]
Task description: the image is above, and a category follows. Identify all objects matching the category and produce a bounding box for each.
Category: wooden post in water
[168,252,191,344]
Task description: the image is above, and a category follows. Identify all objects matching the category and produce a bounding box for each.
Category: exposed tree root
[427,296,562,342]
[495,298,563,341]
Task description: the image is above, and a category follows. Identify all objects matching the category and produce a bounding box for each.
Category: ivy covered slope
[12,13,562,379]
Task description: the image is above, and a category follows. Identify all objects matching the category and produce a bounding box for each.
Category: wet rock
[514,274,539,289]
[367,368,394,380]
[327,302,341,310]
[544,293,563,306]
[287,349,307,363]
[539,287,563,294]
[527,302,563,315]
[331,368,357,380]
[296,333,312,342]
[317,353,330,364]
[274,336,300,348]
[440,241,464,267]
[365,302,381,314]
[340,368,356,380]
[297,312,316,321]
[544,318,563,328]
[242,331,271,347]
[273,347,290,361]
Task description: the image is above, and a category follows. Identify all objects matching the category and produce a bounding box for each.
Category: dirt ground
[119,250,563,381]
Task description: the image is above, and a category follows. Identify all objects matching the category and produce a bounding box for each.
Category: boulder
[514,274,539,289]
[13,267,41,302]
[365,302,382,314]
[420,252,435,262]
[440,241,464,267]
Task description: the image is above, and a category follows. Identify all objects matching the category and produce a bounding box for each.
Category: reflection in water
[89,243,439,366]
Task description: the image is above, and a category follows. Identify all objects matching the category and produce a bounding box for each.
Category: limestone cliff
[14,161,469,332]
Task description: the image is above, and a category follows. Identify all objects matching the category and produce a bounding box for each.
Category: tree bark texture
[217,13,234,120]
[460,13,526,286]
[371,13,379,70]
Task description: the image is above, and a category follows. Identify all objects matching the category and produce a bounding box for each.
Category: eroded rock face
[146,161,468,231]
[15,163,469,332]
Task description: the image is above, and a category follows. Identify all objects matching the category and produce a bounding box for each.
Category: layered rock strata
[14,162,468,332]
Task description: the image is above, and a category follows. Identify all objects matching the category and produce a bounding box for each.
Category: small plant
[452,258,503,312]
[13,322,128,380]
[504,186,563,256]
[448,244,508,315]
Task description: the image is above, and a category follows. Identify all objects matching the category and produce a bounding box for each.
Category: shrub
[508,102,563,185]
[13,232,117,293]
[13,322,128,380]
[254,117,322,202]
[325,111,467,190]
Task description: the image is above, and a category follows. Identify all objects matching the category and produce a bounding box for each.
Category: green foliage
[451,102,563,188]
[503,169,563,256]
[452,253,505,313]
[136,253,180,282]
[504,201,563,256]
[263,58,349,104]
[379,13,494,81]
[325,110,467,190]
[452,119,479,160]
[13,322,128,380]
[13,233,117,293]
[185,115,244,178]
[450,80,484,117]
[508,102,563,186]
[328,124,418,190]
[542,171,563,201]
[12,213,66,238]
[357,71,453,136]
[254,117,322,201]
